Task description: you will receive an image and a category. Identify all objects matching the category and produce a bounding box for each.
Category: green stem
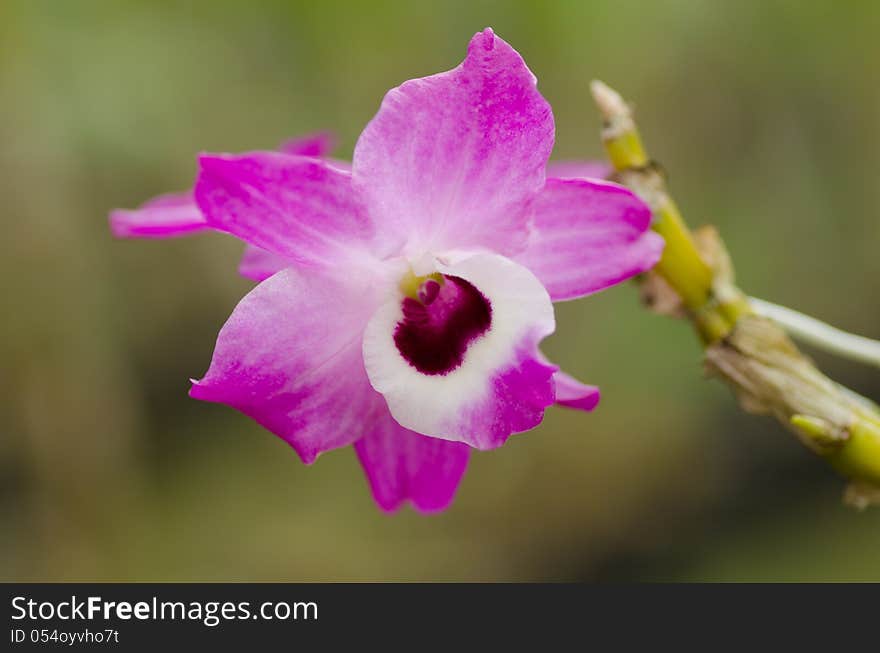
[590,79,880,504]
[591,81,751,343]
[592,81,712,313]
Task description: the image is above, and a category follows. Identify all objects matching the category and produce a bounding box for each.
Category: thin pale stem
[749,297,880,370]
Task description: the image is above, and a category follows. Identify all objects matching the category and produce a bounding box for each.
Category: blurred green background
[2,0,879,581]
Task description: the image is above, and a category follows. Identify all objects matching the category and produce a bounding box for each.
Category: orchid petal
[546,160,612,181]
[109,191,207,239]
[196,152,377,268]
[533,349,602,412]
[278,132,336,157]
[238,245,291,282]
[353,27,554,257]
[554,369,601,412]
[514,178,664,302]
[190,264,390,463]
[355,413,470,513]
[280,132,352,172]
[110,133,336,242]
[363,252,556,449]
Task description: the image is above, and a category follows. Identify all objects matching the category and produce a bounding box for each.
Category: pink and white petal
[355,412,470,513]
[278,131,335,157]
[554,369,601,412]
[324,158,352,172]
[190,264,391,463]
[238,245,291,282]
[514,178,664,302]
[363,252,556,450]
[534,349,602,412]
[195,152,377,267]
[546,160,612,181]
[353,27,554,257]
[109,191,208,239]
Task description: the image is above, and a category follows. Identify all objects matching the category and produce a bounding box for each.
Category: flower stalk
[748,297,880,370]
[590,80,880,507]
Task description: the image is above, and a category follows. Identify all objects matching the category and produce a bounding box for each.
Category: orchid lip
[393,274,492,376]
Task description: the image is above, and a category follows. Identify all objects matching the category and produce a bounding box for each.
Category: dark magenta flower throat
[394,276,492,375]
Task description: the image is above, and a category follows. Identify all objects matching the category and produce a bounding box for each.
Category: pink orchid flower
[111,28,663,513]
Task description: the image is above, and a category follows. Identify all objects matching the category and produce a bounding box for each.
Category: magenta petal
[109,191,208,238]
[355,412,470,513]
[278,131,335,157]
[110,132,336,242]
[279,132,351,173]
[554,369,601,412]
[196,152,375,267]
[238,245,290,282]
[514,178,664,301]
[534,349,601,412]
[237,133,342,280]
[190,266,387,463]
[546,160,612,181]
[353,27,554,256]
[463,339,558,448]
